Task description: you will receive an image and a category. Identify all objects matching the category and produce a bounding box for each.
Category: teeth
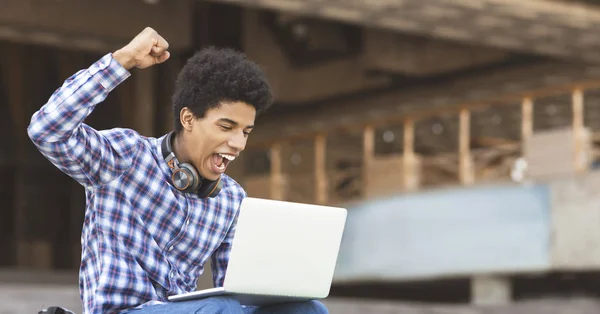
[218,153,236,161]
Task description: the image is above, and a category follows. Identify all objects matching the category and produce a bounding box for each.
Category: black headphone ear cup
[172,163,200,193]
[196,176,223,198]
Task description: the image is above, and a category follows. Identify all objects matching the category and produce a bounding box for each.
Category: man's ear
[180,107,195,131]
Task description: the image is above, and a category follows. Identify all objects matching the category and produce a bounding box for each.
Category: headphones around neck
[161,131,222,198]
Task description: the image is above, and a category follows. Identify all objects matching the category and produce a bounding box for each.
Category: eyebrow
[219,118,254,129]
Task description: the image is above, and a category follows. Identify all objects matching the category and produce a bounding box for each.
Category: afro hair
[171,47,273,133]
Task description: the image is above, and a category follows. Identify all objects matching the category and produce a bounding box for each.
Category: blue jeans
[122,296,328,313]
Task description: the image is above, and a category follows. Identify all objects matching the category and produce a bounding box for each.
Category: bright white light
[382,130,395,143]
[511,157,528,182]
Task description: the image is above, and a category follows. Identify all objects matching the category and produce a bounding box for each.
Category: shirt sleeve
[27,53,138,188]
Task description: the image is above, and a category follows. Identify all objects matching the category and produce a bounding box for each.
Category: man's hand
[113,27,170,70]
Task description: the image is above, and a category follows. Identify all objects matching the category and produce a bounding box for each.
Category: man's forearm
[27,53,130,144]
[112,48,137,70]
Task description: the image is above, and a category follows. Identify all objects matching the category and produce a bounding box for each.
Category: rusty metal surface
[209,0,600,63]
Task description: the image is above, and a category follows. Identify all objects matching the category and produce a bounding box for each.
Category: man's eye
[220,125,232,131]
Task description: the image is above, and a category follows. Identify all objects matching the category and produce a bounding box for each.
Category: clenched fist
[113,27,170,70]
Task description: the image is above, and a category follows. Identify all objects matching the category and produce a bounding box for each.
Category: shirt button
[186,220,190,226]
[169,246,174,251]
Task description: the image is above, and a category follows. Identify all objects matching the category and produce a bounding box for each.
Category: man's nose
[228,132,246,151]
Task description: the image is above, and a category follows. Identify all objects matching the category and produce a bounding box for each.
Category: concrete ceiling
[208,0,600,63]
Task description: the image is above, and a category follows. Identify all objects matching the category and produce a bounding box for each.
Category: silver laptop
[168,197,347,306]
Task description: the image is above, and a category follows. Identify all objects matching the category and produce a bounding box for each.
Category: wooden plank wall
[0,41,176,270]
[0,65,15,267]
[238,83,599,207]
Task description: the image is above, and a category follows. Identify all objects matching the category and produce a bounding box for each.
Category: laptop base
[168,288,314,307]
[233,294,313,307]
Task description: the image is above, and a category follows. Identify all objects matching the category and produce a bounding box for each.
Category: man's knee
[194,296,242,314]
[312,300,329,314]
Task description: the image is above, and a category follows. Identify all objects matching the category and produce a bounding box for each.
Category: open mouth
[211,153,236,173]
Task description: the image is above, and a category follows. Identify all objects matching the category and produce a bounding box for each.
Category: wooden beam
[403,119,417,191]
[0,0,193,51]
[56,49,86,80]
[210,0,600,63]
[270,143,283,200]
[158,55,183,134]
[1,43,26,140]
[473,137,519,147]
[363,28,509,77]
[362,125,375,197]
[132,68,157,137]
[248,77,600,150]
[572,88,585,173]
[521,97,534,150]
[459,109,474,185]
[242,9,389,104]
[314,134,328,204]
[0,42,26,268]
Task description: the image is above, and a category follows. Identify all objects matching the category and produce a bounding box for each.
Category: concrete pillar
[471,275,511,305]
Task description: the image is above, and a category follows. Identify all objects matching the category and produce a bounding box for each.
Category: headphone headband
[161,131,176,165]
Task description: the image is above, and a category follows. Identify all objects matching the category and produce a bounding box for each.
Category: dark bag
[38,306,75,314]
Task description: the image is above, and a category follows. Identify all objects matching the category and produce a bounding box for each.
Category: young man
[28,27,328,314]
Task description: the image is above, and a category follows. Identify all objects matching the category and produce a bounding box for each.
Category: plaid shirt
[27,53,246,314]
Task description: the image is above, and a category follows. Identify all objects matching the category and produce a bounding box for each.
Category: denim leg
[122,297,245,314]
[249,300,329,314]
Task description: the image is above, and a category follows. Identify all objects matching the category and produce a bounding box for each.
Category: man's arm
[27,27,170,188]
[27,54,132,187]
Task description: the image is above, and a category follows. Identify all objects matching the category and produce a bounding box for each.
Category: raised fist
[113,27,170,70]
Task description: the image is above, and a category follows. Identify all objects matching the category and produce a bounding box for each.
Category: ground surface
[1,283,600,314]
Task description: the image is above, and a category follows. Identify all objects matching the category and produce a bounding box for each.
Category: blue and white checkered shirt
[27,53,247,314]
